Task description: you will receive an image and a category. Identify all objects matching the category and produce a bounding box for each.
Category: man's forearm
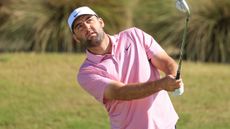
[109,81,162,100]
[166,59,178,76]
[105,75,180,101]
[150,52,178,76]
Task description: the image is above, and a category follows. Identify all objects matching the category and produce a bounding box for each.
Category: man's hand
[158,75,182,92]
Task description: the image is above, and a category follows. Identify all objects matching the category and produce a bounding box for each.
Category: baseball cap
[68,6,97,32]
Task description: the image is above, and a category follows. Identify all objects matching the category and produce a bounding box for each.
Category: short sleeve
[77,70,113,104]
[132,27,165,60]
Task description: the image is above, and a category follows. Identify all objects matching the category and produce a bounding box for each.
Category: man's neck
[87,33,111,55]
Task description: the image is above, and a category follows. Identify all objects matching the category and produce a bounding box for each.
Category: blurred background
[0,0,229,63]
[0,0,230,129]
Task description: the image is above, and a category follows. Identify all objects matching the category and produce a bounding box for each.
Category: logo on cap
[74,13,79,17]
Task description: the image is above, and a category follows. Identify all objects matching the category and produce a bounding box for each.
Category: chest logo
[125,44,131,51]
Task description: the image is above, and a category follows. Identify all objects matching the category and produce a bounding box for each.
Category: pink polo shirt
[78,27,178,129]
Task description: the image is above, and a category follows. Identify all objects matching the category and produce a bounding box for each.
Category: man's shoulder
[119,27,143,34]
[78,60,94,72]
[77,61,96,80]
[113,27,144,39]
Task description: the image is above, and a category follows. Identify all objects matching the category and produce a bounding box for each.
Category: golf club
[173,0,190,96]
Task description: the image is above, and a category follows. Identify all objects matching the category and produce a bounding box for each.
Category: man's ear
[73,34,80,43]
[98,18,105,28]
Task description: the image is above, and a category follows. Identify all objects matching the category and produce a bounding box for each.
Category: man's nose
[82,22,91,30]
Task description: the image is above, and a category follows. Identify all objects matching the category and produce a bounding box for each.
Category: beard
[80,30,105,49]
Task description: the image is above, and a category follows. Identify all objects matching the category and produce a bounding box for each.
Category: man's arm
[104,50,181,101]
[104,75,181,100]
[150,50,178,76]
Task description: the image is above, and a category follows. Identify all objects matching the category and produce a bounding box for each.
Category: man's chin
[88,34,97,40]
[85,39,101,48]
[87,35,98,41]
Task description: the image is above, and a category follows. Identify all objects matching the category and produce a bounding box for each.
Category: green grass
[172,62,230,129]
[0,53,229,129]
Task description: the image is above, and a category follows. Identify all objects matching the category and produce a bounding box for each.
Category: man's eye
[76,24,82,30]
[86,17,94,23]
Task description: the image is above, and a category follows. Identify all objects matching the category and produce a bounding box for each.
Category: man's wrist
[153,79,164,92]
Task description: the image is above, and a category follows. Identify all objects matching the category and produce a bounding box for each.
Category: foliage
[134,0,230,63]
[0,0,230,63]
[0,0,10,26]
[186,0,230,63]
[0,0,126,52]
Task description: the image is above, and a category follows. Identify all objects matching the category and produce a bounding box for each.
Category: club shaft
[176,15,190,80]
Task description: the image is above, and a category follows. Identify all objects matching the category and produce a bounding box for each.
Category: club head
[176,0,190,15]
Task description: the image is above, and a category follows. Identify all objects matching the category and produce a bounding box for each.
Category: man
[68,6,184,129]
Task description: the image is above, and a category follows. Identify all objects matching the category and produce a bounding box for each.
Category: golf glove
[173,82,184,96]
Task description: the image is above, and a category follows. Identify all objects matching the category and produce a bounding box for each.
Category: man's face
[72,15,105,48]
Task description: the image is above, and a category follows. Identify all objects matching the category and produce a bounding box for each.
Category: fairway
[0,53,229,129]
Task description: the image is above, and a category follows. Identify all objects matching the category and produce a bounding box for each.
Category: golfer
[68,6,184,129]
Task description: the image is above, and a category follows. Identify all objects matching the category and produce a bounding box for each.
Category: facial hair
[80,30,105,49]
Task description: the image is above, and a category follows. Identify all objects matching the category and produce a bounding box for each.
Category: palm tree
[0,0,10,25]
[0,0,127,52]
[186,0,230,63]
[0,0,13,51]
[133,0,230,63]
[2,0,229,63]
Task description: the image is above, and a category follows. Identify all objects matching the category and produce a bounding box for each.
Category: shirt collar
[86,34,118,63]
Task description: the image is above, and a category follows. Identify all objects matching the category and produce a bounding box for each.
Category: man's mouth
[87,32,96,40]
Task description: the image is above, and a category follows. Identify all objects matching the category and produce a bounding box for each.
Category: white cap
[67,6,97,32]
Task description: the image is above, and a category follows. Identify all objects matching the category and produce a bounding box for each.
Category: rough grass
[0,53,229,129]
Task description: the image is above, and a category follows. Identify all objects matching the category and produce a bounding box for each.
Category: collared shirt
[78,27,178,129]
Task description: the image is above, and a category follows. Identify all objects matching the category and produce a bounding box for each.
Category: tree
[133,0,230,63]
[0,0,127,52]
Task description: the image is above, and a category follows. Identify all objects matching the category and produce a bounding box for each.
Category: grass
[0,53,229,129]
[173,62,230,129]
